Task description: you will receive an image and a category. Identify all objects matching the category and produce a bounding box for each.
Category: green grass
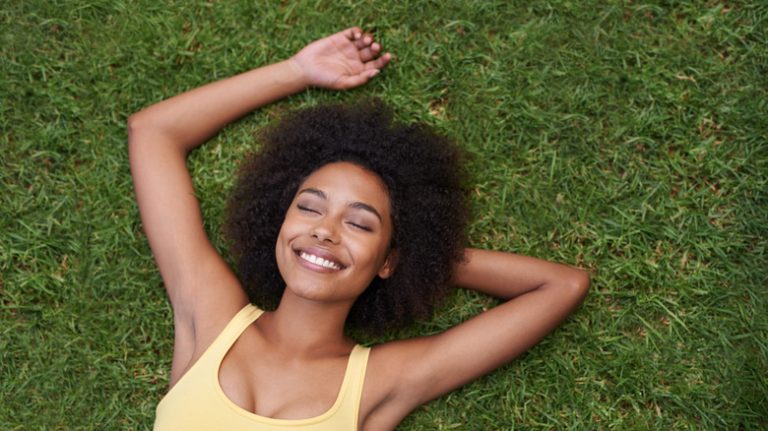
[2,0,766,429]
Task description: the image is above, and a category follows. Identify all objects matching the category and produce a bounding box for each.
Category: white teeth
[299,252,341,270]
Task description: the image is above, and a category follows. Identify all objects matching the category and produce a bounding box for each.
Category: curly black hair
[224,99,468,334]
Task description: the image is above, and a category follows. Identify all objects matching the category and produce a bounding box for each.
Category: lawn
[2,1,766,429]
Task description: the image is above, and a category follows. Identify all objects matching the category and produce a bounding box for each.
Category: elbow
[568,268,591,306]
[126,111,161,165]
[127,111,167,152]
[127,111,149,143]
[540,267,590,309]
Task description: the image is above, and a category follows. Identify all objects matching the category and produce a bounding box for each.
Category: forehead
[298,162,390,211]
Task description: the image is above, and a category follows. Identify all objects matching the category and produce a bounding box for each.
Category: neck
[258,289,355,357]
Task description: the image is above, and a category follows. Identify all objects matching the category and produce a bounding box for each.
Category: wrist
[282,58,311,91]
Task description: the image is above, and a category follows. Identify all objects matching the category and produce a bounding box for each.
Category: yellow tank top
[154,304,371,430]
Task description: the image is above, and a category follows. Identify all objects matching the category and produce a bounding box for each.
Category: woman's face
[275,162,396,304]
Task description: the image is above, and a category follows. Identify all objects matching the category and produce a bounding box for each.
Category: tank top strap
[206,303,264,361]
[343,344,371,419]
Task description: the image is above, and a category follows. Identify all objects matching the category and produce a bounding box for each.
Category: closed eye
[347,221,373,232]
[297,204,320,214]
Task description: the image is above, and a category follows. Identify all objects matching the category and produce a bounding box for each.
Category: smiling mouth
[297,251,345,270]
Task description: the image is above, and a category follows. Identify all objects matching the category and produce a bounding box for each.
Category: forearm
[453,248,590,300]
[400,249,590,405]
[127,59,307,153]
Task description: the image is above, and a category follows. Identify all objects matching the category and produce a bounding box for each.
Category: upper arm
[373,251,589,412]
[128,114,248,334]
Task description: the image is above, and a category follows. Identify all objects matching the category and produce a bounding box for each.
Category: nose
[311,217,340,244]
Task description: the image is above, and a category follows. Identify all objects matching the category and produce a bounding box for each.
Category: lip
[293,246,348,272]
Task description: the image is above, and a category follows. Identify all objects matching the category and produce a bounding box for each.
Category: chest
[218,332,352,420]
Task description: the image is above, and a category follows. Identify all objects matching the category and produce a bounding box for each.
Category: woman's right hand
[290,27,391,90]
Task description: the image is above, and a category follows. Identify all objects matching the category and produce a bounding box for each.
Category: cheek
[277,211,304,239]
[275,216,299,258]
[352,235,391,268]
[274,220,303,284]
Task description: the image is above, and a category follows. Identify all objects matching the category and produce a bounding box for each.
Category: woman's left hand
[290,26,391,90]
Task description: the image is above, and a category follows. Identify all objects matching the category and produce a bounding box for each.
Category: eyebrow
[298,187,383,222]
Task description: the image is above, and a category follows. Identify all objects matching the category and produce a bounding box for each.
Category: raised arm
[127,58,305,313]
[366,248,589,425]
[452,248,590,300]
[128,27,390,381]
[129,27,391,154]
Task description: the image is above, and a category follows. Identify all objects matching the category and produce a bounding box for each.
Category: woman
[128,27,589,430]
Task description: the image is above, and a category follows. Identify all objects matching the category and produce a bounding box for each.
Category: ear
[378,249,399,279]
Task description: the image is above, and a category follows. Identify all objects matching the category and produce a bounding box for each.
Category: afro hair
[224,99,468,334]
